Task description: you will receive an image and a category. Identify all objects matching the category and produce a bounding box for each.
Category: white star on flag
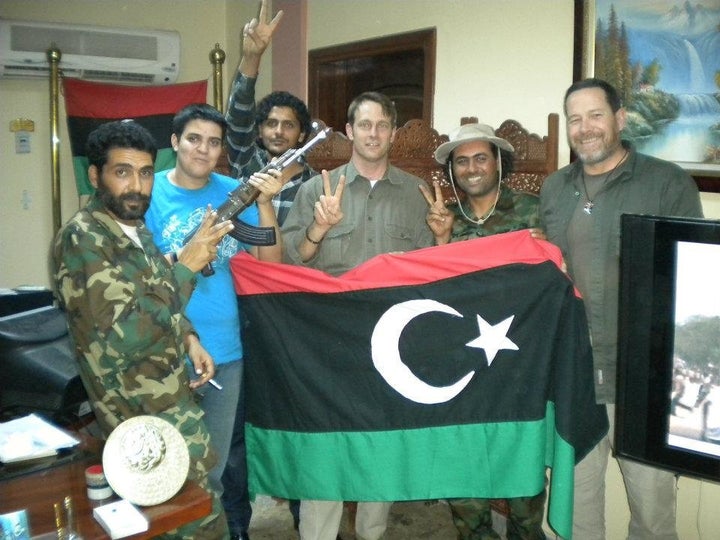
[465,314,518,366]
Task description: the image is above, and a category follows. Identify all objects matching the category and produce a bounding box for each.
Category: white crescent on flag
[371,299,518,404]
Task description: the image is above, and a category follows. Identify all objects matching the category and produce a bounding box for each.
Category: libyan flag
[63,77,208,196]
[231,230,608,539]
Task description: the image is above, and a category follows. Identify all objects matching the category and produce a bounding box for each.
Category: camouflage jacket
[53,198,228,540]
[450,183,540,241]
[52,197,217,481]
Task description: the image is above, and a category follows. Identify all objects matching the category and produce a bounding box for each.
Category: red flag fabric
[63,78,208,195]
[230,231,608,539]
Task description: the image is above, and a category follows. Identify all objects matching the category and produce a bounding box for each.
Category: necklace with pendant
[581,149,628,215]
[462,184,501,225]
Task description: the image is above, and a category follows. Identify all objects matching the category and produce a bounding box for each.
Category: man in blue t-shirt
[145,103,283,540]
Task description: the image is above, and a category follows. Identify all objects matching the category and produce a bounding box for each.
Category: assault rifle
[184,124,331,276]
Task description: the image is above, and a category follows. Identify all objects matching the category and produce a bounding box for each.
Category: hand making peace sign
[313,169,346,230]
[419,181,453,244]
[242,0,284,59]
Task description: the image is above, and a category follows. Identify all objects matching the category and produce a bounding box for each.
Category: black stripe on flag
[67,114,176,156]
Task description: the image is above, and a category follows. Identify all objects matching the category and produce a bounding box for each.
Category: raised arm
[225,0,284,177]
[293,169,345,263]
[239,0,283,78]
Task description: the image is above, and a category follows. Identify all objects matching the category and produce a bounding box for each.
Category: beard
[570,131,621,166]
[573,144,613,166]
[96,182,150,221]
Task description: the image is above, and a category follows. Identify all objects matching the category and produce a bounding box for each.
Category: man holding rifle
[225,1,315,534]
[145,103,283,540]
[53,119,231,539]
[226,0,315,227]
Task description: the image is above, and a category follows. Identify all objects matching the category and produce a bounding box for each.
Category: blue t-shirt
[145,170,259,365]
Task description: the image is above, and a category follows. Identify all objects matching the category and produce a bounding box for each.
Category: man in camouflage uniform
[421,123,546,540]
[53,120,232,540]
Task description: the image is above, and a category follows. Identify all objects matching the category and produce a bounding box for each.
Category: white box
[93,499,148,539]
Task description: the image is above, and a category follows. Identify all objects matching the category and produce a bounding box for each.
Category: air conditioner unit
[0,19,180,85]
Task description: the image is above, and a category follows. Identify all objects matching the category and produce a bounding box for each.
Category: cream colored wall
[0,0,258,289]
[1,1,720,538]
[307,0,571,149]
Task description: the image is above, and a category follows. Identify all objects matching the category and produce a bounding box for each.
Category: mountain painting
[594,0,720,168]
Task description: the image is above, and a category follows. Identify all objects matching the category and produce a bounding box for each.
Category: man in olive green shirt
[281,91,433,539]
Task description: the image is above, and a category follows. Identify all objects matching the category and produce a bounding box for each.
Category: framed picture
[573,0,720,179]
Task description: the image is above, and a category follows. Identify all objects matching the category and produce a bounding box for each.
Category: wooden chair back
[306,114,559,202]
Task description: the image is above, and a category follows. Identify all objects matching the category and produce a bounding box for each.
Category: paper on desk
[0,413,80,463]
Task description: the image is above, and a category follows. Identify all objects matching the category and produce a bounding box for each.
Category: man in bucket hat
[421,122,547,540]
[422,123,543,243]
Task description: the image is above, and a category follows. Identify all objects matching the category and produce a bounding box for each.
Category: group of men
[52,2,703,540]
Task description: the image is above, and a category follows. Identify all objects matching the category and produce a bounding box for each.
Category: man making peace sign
[281,92,434,539]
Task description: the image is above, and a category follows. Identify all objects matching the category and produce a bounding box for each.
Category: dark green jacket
[540,146,703,403]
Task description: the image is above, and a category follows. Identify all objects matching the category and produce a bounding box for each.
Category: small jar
[85,464,113,500]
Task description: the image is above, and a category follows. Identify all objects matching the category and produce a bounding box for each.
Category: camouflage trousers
[448,489,547,540]
[155,401,230,540]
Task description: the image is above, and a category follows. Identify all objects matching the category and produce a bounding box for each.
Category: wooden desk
[0,455,211,539]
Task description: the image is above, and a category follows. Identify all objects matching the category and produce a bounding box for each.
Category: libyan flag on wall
[63,77,208,196]
[230,231,608,539]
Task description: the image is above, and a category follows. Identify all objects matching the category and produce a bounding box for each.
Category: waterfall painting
[582,0,720,174]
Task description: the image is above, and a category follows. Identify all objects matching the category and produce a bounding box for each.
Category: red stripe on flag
[231,230,569,296]
[63,78,208,118]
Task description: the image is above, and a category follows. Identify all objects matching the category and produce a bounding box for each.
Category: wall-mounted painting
[578,0,720,175]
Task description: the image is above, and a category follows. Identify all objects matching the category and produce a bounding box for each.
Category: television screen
[616,214,720,481]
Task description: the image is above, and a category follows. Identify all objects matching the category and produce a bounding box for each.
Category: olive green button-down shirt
[540,146,703,403]
[282,161,434,276]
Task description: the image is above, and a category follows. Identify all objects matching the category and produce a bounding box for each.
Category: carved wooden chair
[306,113,559,200]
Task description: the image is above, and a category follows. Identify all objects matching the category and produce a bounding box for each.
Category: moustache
[121,193,150,204]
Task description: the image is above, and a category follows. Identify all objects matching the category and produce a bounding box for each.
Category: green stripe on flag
[155,148,177,175]
[72,156,93,196]
[247,402,575,539]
